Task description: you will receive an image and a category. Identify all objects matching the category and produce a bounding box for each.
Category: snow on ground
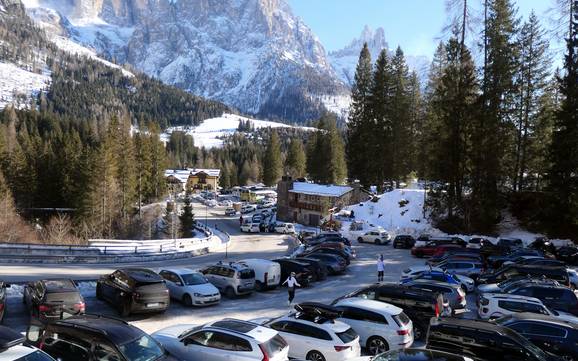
[0,62,50,109]
[160,113,317,148]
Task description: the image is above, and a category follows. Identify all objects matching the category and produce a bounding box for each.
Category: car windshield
[239,269,255,279]
[181,273,208,286]
[336,327,358,343]
[119,335,165,361]
[15,350,56,361]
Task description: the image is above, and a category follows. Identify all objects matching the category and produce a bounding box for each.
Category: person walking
[282,272,301,306]
[377,254,385,282]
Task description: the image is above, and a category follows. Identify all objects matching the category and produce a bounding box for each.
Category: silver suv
[200,262,256,298]
[403,279,466,312]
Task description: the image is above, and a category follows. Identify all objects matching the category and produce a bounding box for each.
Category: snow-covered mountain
[329,26,430,87]
[21,0,350,123]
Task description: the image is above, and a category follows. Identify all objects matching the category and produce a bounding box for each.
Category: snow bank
[161,113,316,148]
[0,62,50,109]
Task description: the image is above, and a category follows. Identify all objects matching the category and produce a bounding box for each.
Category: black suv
[495,313,578,361]
[26,315,177,361]
[507,284,578,316]
[477,265,570,286]
[372,348,477,361]
[426,317,562,361]
[272,259,314,287]
[96,268,169,317]
[0,325,55,360]
[0,281,10,323]
[332,283,447,340]
[556,246,578,265]
[23,279,85,321]
[393,235,416,249]
[293,257,328,281]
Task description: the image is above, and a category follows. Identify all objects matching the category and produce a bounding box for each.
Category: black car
[426,317,562,361]
[496,237,524,250]
[508,284,578,316]
[477,265,570,286]
[0,325,55,360]
[300,253,347,274]
[306,233,352,247]
[514,258,566,267]
[487,249,545,269]
[23,279,85,321]
[393,235,416,249]
[556,246,578,265]
[96,268,170,317]
[26,315,178,361]
[293,257,328,281]
[272,259,314,287]
[494,313,578,361]
[0,281,10,323]
[332,283,447,340]
[372,348,477,361]
[303,247,351,265]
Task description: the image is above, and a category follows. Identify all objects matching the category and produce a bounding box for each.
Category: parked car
[200,262,256,298]
[476,277,560,296]
[272,259,314,287]
[333,298,413,354]
[368,348,476,361]
[426,253,484,267]
[433,260,484,279]
[426,317,561,361]
[556,246,578,265]
[23,279,85,321]
[96,268,169,317]
[467,237,488,249]
[513,258,566,267]
[496,237,524,250]
[241,205,256,214]
[393,235,416,249]
[477,265,570,286]
[300,253,347,275]
[159,269,220,306]
[26,315,177,361]
[241,221,260,233]
[402,279,466,311]
[152,318,289,361]
[237,259,282,291]
[275,222,296,234]
[332,283,448,340]
[0,325,55,360]
[400,269,475,293]
[294,257,329,281]
[507,284,578,316]
[303,246,352,265]
[494,313,578,361]
[411,237,466,257]
[357,229,392,245]
[306,234,351,247]
[487,250,545,269]
[224,208,237,216]
[411,243,464,258]
[256,303,361,361]
[477,293,578,322]
[0,281,10,323]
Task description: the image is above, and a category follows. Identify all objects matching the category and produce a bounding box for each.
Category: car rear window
[336,327,358,343]
[260,334,287,358]
[393,312,411,327]
[45,292,81,303]
[212,320,257,333]
[15,350,55,361]
[239,269,255,279]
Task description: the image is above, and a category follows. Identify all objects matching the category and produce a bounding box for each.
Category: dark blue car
[401,271,474,292]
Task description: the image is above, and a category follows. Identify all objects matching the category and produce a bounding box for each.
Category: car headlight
[193,293,202,297]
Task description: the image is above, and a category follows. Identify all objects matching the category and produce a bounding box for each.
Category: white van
[240,220,260,233]
[275,222,295,234]
[237,259,281,291]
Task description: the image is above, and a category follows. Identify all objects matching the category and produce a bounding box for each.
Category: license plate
[147,303,160,308]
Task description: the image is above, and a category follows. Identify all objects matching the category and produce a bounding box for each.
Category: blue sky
[288,0,560,59]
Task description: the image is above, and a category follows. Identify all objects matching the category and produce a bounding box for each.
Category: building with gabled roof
[165,168,221,193]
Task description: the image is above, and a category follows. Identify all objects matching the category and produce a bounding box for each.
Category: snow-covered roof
[165,168,221,183]
[289,182,353,197]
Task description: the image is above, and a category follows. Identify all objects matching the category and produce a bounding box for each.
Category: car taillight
[74,302,85,312]
[133,292,141,300]
[38,304,52,313]
[258,343,269,361]
[397,329,410,335]
[434,302,440,317]
[334,345,351,352]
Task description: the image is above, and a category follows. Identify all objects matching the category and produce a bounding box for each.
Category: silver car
[200,262,256,298]
[403,279,466,311]
[437,260,484,279]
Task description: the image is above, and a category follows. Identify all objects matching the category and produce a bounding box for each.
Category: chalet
[165,168,221,193]
[277,176,369,226]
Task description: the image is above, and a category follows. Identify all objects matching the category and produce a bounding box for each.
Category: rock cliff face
[23,0,350,123]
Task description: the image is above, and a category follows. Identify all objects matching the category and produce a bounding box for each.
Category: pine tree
[306,129,324,182]
[322,115,348,184]
[285,138,306,178]
[179,194,195,238]
[390,47,412,184]
[548,1,578,236]
[347,43,373,186]
[262,130,282,186]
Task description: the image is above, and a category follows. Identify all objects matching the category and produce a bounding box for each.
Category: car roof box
[295,302,342,319]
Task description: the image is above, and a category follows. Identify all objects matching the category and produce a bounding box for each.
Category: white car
[241,221,260,233]
[477,293,578,322]
[275,222,295,234]
[357,229,391,245]
[568,268,578,289]
[152,319,289,361]
[159,269,221,306]
[237,259,282,291]
[400,266,475,292]
[254,303,361,361]
[332,298,413,355]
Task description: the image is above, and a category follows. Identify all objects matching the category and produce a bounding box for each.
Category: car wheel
[357,237,363,243]
[413,325,424,340]
[225,287,236,299]
[120,301,131,317]
[306,350,326,361]
[183,294,193,307]
[96,284,103,300]
[367,336,389,355]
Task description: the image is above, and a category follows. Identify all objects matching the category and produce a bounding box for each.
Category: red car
[411,243,463,258]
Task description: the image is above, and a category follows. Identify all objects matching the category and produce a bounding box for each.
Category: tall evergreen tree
[390,47,412,184]
[285,138,306,178]
[263,130,282,186]
[322,115,348,184]
[179,194,195,238]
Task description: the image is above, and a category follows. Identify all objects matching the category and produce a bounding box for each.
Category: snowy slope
[0,62,50,109]
[160,113,316,148]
